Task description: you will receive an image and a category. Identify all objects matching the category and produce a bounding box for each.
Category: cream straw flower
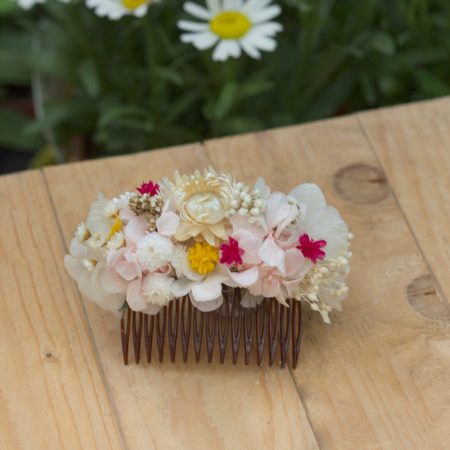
[178,0,282,61]
[86,0,155,20]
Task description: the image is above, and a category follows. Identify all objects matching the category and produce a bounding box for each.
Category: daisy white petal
[178,20,210,32]
[243,0,271,14]
[184,1,212,19]
[240,37,262,59]
[213,39,240,61]
[206,0,221,14]
[245,32,277,51]
[223,0,242,9]
[181,32,219,50]
[249,4,281,23]
[252,21,283,37]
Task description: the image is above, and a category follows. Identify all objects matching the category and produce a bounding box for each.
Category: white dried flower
[75,222,90,242]
[107,231,125,249]
[142,274,175,307]
[136,232,173,271]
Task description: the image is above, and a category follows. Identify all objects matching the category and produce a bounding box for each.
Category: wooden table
[1,98,449,450]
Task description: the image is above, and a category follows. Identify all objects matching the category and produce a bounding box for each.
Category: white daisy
[178,0,282,61]
[86,0,155,20]
[15,0,69,10]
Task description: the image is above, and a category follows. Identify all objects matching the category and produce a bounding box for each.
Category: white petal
[172,277,197,297]
[184,1,212,19]
[212,39,240,61]
[156,211,180,236]
[191,274,228,301]
[240,38,262,59]
[177,20,210,32]
[242,0,271,14]
[258,234,286,274]
[190,294,224,312]
[206,0,220,14]
[245,32,277,52]
[181,32,219,50]
[289,183,326,209]
[241,291,264,308]
[223,0,242,9]
[248,4,281,23]
[229,266,260,287]
[251,22,282,37]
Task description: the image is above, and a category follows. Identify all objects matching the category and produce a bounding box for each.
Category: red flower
[137,180,160,196]
[220,238,245,266]
[296,233,326,264]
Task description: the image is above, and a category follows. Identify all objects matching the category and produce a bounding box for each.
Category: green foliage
[2,0,450,161]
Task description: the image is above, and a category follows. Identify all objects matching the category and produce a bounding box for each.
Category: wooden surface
[1,97,449,449]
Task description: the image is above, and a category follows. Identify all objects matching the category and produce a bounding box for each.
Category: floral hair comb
[65,168,352,367]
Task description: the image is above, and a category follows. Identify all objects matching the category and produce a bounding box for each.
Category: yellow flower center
[210,11,251,39]
[107,215,123,240]
[122,0,147,10]
[188,241,219,276]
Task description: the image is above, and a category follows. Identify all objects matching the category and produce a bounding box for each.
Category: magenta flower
[137,180,160,196]
[220,237,245,266]
[296,233,326,264]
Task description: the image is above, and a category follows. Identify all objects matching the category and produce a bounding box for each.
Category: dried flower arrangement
[65,168,352,365]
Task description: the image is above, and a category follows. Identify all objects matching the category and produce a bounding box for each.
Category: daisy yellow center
[188,241,219,276]
[210,11,251,39]
[107,216,123,240]
[122,0,146,10]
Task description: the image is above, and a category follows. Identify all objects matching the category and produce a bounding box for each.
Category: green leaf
[98,105,149,128]
[213,82,237,120]
[78,58,100,98]
[0,108,43,151]
[413,70,450,98]
[154,66,183,87]
[370,31,396,56]
[0,0,18,14]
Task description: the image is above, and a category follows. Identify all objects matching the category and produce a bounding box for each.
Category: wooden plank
[44,143,319,450]
[358,98,450,303]
[0,171,123,450]
[203,116,450,449]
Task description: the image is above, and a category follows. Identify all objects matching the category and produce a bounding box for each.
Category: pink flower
[137,180,160,196]
[296,233,326,264]
[220,238,244,265]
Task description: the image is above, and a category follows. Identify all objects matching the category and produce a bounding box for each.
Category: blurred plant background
[1,0,449,173]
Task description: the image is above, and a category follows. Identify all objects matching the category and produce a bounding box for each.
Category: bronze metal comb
[120,288,302,368]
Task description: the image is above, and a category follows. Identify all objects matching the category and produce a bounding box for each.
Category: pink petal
[234,230,262,265]
[261,276,280,298]
[230,214,266,238]
[258,234,285,274]
[285,248,306,276]
[124,217,148,246]
[126,279,147,311]
[156,211,180,236]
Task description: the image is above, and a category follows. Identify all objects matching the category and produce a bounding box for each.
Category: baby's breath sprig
[227,182,266,224]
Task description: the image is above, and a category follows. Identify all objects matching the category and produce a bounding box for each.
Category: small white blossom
[136,232,173,271]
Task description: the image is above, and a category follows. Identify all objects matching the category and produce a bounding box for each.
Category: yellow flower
[188,241,219,276]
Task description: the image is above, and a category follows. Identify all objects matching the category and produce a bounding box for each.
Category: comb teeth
[120,289,302,368]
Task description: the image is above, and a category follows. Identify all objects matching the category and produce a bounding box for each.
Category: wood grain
[0,171,123,450]
[359,98,450,303]
[43,144,319,450]
[203,116,450,449]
